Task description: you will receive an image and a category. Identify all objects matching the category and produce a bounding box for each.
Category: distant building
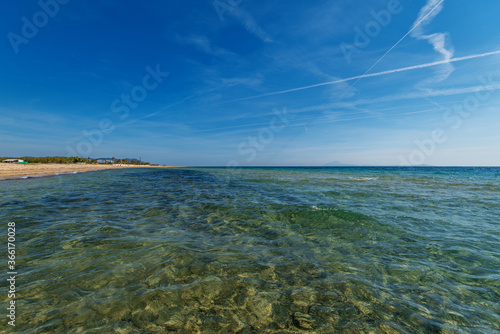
[2,159,24,163]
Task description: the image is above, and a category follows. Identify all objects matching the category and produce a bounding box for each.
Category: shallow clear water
[1,167,499,333]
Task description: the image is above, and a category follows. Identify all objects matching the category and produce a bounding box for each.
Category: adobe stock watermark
[6,222,17,327]
[213,0,242,21]
[227,107,290,167]
[399,74,499,166]
[66,65,168,157]
[340,0,403,64]
[7,0,71,54]
[215,107,291,186]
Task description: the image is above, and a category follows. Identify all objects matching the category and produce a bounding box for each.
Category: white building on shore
[2,159,24,163]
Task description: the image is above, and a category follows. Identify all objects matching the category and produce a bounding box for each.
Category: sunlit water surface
[1,167,499,333]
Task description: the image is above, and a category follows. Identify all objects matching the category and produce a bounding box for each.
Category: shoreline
[0,163,176,180]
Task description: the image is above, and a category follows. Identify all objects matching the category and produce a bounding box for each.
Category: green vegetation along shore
[1,156,150,165]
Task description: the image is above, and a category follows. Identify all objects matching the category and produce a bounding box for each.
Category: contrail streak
[225,50,500,103]
[359,0,445,81]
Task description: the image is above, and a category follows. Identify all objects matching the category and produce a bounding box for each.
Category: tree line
[3,156,149,164]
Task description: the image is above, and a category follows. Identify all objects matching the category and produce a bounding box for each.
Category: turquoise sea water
[1,167,499,333]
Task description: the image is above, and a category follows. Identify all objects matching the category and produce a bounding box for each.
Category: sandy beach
[0,163,173,179]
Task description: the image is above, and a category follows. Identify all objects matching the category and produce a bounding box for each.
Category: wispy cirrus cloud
[410,0,455,85]
[228,6,273,43]
[177,34,234,58]
[302,83,500,113]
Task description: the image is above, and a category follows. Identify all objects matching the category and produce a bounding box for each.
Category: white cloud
[410,0,455,85]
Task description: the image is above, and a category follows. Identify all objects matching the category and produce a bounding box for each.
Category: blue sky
[1,0,499,166]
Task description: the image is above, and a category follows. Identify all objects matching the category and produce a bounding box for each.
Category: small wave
[0,171,85,181]
[54,171,80,176]
[347,176,378,181]
[0,174,55,181]
[311,205,337,211]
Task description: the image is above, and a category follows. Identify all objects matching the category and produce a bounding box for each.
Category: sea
[1,167,499,333]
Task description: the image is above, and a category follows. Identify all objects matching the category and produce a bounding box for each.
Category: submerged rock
[246,293,274,323]
[293,312,315,329]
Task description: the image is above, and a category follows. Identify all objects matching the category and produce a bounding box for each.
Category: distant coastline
[0,163,176,180]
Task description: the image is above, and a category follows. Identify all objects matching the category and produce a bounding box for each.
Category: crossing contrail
[224,49,500,103]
